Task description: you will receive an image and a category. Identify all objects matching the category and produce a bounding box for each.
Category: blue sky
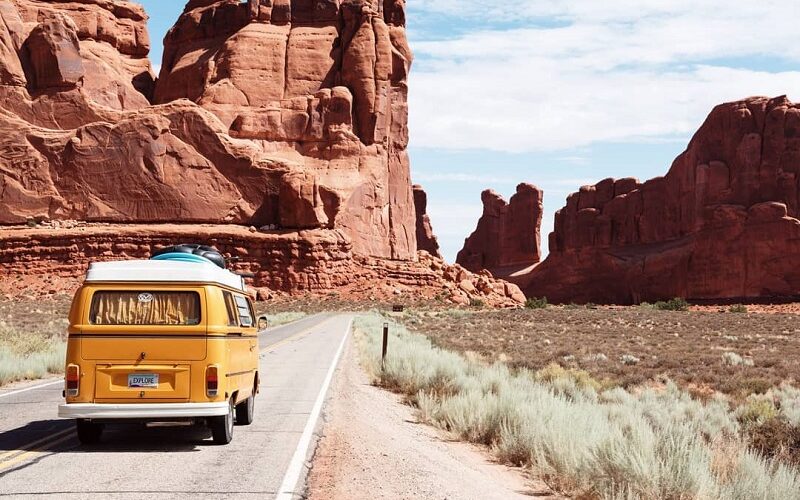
[138,0,800,262]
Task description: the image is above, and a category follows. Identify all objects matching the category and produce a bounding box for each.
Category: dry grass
[258,311,308,327]
[0,295,71,386]
[399,307,800,398]
[355,313,800,499]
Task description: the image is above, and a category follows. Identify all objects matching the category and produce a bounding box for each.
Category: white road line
[0,380,62,400]
[275,317,352,500]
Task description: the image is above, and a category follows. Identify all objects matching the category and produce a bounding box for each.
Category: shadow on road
[0,419,218,453]
[0,419,71,452]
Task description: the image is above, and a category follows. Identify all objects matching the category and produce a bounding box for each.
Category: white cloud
[407,0,800,153]
[409,0,798,28]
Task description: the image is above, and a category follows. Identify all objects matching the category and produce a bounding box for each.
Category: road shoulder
[307,337,560,500]
[0,377,62,396]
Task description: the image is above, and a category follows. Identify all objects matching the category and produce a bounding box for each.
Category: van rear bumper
[58,402,229,420]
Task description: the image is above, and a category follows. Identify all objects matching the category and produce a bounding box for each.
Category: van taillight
[66,364,80,397]
[206,366,219,398]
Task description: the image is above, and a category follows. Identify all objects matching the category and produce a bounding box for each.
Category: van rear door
[79,288,207,401]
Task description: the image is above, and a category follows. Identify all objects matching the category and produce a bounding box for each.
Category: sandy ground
[307,339,561,500]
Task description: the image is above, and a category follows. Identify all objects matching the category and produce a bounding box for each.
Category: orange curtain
[90,292,200,326]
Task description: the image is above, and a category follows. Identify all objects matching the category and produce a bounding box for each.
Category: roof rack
[85,260,246,291]
[151,244,226,269]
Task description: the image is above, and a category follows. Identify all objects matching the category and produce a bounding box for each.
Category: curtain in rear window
[90,291,201,325]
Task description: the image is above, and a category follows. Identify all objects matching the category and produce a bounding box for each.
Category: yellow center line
[261,317,334,353]
[0,427,74,463]
[0,432,75,472]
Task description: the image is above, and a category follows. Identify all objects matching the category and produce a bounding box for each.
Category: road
[0,313,352,499]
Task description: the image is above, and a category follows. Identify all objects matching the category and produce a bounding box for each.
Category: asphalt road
[0,313,353,499]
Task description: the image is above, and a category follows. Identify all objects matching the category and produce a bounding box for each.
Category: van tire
[235,391,255,426]
[210,398,234,445]
[76,419,103,445]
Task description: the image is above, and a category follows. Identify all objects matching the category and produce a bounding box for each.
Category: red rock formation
[0,223,522,307]
[457,183,543,277]
[0,224,359,294]
[0,0,449,301]
[8,0,154,107]
[0,0,416,258]
[153,0,417,259]
[23,12,84,89]
[526,96,800,304]
[412,184,441,258]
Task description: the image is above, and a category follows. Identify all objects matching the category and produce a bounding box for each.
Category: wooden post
[381,322,389,370]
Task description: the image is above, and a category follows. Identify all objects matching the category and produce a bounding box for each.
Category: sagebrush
[355,313,800,499]
[0,320,67,386]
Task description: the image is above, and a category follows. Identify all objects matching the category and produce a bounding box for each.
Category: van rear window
[89,291,201,326]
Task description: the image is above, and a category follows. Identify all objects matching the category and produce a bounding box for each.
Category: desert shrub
[584,353,609,363]
[621,354,641,366]
[469,298,485,308]
[738,399,779,426]
[723,377,774,398]
[742,385,800,427]
[744,417,800,466]
[771,385,800,426]
[354,313,800,499]
[723,352,754,367]
[534,363,602,396]
[729,304,748,314]
[525,297,548,309]
[653,298,690,311]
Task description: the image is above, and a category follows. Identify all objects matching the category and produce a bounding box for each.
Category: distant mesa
[456,183,543,287]
[524,96,800,304]
[458,97,800,304]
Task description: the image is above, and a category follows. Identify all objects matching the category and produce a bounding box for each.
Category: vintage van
[58,249,260,445]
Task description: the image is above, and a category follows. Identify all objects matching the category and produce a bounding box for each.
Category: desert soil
[400,307,800,398]
[307,337,561,500]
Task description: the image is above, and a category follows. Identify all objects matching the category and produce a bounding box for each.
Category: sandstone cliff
[0,0,417,260]
[457,183,543,279]
[153,0,416,259]
[526,96,800,304]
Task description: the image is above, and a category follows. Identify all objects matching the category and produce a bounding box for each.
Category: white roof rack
[85,260,246,291]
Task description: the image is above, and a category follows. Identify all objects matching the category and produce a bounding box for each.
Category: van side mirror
[257,316,268,330]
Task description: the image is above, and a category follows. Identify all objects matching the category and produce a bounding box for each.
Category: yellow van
[58,247,259,445]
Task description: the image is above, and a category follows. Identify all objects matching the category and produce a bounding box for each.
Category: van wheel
[235,391,255,426]
[210,398,234,445]
[76,419,103,445]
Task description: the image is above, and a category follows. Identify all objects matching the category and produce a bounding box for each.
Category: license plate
[128,374,159,388]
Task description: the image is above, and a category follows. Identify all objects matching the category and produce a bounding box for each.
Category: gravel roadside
[307,338,561,500]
